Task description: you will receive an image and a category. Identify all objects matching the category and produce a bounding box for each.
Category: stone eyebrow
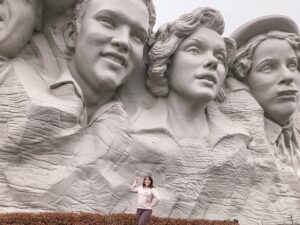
[95,9,148,38]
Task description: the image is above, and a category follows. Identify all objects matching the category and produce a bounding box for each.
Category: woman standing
[132,176,160,225]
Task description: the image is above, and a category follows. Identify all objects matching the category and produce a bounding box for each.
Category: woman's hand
[134,176,140,184]
[131,176,140,192]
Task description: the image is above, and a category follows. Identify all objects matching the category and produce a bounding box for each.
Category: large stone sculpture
[220,15,300,224]
[0,1,299,225]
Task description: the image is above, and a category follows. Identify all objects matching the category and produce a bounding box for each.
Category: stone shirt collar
[49,67,87,126]
[49,67,84,101]
[49,67,124,128]
[265,117,296,144]
[87,100,125,127]
[131,98,250,147]
[264,118,283,145]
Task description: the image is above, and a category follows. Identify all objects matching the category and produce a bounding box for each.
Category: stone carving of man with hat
[220,15,300,224]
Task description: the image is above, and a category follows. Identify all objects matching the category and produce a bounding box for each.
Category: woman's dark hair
[143,176,154,188]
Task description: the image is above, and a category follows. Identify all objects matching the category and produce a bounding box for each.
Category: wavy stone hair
[146,7,236,98]
[230,31,300,81]
[74,0,156,35]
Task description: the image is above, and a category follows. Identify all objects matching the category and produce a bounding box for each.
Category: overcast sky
[153,0,300,36]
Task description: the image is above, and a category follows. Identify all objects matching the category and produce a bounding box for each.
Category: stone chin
[266,101,298,125]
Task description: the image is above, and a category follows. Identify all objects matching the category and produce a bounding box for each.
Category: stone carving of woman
[105,7,251,220]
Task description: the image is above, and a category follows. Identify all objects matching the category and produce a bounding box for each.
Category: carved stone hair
[30,0,43,31]
[74,0,156,35]
[230,31,300,81]
[146,7,236,98]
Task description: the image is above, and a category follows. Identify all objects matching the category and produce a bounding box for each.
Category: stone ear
[224,37,237,65]
[223,37,237,76]
[64,20,77,51]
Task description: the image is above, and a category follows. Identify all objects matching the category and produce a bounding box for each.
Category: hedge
[0,212,239,225]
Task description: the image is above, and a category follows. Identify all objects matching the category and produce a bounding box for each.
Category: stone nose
[110,27,131,53]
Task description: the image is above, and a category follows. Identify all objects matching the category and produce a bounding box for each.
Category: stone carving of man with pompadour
[0,0,156,212]
[220,15,300,224]
[18,0,157,213]
[52,0,156,126]
[48,0,156,159]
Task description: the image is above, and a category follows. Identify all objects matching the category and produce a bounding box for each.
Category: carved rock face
[247,38,300,125]
[168,26,226,102]
[0,0,39,58]
[0,1,300,224]
[70,0,150,93]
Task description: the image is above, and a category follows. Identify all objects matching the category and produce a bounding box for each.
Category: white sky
[153,0,300,36]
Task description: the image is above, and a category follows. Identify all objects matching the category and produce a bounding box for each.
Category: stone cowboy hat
[230,15,300,48]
